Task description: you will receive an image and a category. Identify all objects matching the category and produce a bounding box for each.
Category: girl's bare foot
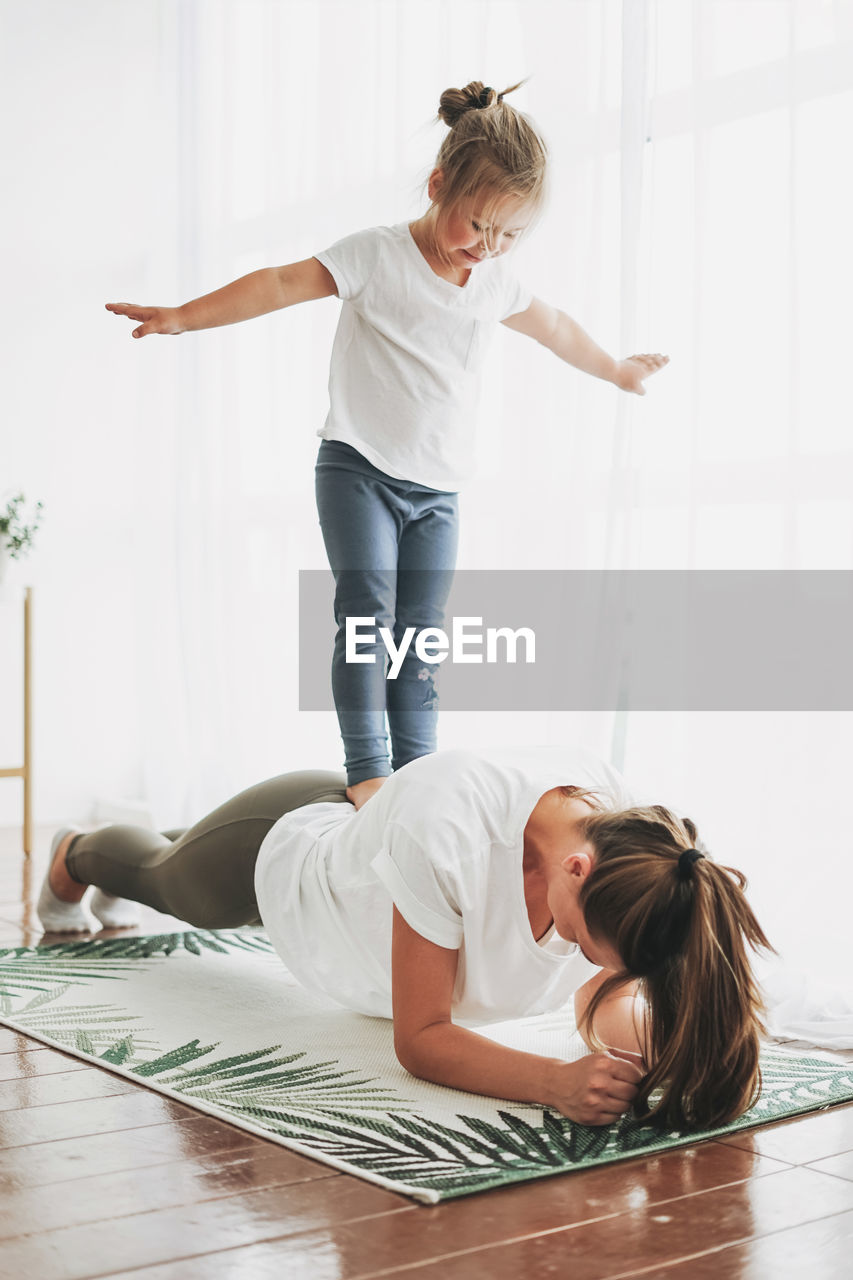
[49,830,87,902]
[346,777,388,810]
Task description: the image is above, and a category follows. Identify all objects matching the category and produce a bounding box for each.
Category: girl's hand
[616,353,669,395]
[105,302,185,339]
[546,1049,645,1126]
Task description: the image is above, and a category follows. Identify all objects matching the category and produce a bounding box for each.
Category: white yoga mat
[2,930,851,1204]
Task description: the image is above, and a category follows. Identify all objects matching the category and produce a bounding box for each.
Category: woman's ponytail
[578,807,774,1129]
[639,857,771,1127]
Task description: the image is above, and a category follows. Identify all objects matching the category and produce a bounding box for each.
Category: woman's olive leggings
[65,770,349,930]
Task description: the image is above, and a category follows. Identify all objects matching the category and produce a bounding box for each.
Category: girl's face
[434,191,534,270]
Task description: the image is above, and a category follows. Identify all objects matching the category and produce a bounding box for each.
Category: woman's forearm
[388,912,642,1124]
[397,1020,643,1125]
[397,1021,562,1107]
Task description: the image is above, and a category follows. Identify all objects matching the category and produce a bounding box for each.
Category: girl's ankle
[346,777,388,810]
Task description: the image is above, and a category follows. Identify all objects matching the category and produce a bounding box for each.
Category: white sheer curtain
[1,1,188,827]
[155,0,556,818]
[167,0,853,983]
[159,0,637,822]
[619,1,853,985]
[4,1,850,989]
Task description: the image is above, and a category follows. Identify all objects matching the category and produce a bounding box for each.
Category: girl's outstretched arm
[106,257,337,338]
[391,908,643,1127]
[503,297,668,395]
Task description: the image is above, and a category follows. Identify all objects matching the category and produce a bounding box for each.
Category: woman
[38,745,770,1130]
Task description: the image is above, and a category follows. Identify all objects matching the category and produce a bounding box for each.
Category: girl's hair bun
[437,79,522,126]
[424,76,546,269]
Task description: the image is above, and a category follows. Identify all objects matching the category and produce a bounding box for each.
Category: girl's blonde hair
[577,805,774,1130]
[424,79,548,265]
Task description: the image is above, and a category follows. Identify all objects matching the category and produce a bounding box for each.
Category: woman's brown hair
[424,79,548,266]
[577,805,774,1130]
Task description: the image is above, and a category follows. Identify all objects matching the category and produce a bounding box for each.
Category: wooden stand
[0,586,33,853]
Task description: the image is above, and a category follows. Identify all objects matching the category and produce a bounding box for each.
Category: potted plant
[0,493,44,583]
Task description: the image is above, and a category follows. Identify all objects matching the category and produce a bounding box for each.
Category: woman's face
[568,907,624,973]
[550,843,624,972]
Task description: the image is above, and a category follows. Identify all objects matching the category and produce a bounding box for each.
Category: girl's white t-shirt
[254,747,635,1025]
[314,223,532,491]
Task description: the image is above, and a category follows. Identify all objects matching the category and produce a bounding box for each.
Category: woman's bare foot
[48,831,87,902]
[346,777,388,810]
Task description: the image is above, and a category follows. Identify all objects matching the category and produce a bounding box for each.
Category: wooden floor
[1,827,852,1279]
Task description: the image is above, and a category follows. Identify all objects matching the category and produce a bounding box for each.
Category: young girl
[39,745,768,1130]
[107,80,669,809]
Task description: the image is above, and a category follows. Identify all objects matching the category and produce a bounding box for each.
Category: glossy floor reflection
[1,826,851,1279]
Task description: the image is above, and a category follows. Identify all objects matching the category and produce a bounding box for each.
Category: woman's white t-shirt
[314,223,532,491]
[254,747,635,1025]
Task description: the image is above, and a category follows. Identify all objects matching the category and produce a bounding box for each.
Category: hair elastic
[678,848,704,878]
[478,86,494,107]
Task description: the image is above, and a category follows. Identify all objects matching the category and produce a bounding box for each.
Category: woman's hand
[105,302,185,339]
[616,353,669,394]
[545,1048,645,1126]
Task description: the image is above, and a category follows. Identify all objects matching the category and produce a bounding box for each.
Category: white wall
[1,1,185,823]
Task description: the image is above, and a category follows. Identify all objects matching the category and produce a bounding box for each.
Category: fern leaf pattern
[1,930,851,1201]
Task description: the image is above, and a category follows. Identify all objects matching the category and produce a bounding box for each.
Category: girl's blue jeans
[315,441,459,786]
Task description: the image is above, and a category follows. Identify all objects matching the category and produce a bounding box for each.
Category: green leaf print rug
[1,930,851,1203]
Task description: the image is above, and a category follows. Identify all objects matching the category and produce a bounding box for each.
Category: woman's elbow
[393,1030,424,1077]
[393,1023,447,1079]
